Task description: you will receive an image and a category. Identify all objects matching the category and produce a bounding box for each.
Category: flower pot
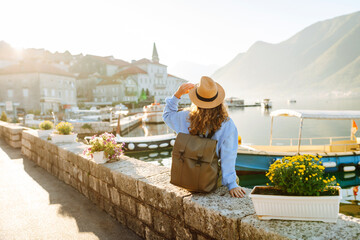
[50,133,77,143]
[38,129,54,138]
[93,151,107,164]
[249,186,341,223]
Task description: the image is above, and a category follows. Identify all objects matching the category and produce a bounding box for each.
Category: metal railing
[271,136,352,146]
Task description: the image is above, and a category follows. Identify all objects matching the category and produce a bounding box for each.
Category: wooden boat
[142,102,165,124]
[236,109,360,173]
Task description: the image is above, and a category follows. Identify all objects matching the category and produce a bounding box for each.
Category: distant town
[0,41,189,118]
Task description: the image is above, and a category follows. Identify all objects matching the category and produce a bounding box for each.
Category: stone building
[0,62,77,114]
[93,43,188,105]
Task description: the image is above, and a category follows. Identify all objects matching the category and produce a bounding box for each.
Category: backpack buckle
[196,156,202,167]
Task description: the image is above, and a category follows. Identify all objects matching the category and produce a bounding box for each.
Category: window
[94,98,98,102]
[23,89,28,97]
[52,89,55,97]
[58,91,62,98]
[43,88,48,96]
[7,89,13,98]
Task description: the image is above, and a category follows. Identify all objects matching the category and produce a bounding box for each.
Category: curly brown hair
[187,103,229,136]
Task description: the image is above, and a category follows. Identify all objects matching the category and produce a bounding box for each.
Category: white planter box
[249,186,341,223]
[50,133,77,143]
[93,151,107,164]
[38,129,54,138]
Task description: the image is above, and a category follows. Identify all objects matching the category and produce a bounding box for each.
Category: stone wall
[0,121,24,148]
[1,121,360,240]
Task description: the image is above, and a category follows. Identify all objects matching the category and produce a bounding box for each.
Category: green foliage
[55,122,74,135]
[0,111,8,122]
[81,123,93,130]
[266,155,338,196]
[39,120,54,130]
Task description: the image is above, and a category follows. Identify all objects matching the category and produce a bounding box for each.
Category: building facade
[0,62,77,114]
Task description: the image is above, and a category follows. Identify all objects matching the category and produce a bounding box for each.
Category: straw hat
[188,76,225,109]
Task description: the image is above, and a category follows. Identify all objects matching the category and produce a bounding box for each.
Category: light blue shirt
[163,95,239,191]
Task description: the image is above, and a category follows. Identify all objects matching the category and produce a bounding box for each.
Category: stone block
[52,155,59,168]
[64,172,71,185]
[68,151,78,165]
[138,172,191,220]
[89,189,101,206]
[115,209,127,225]
[126,214,145,238]
[240,214,360,240]
[58,170,65,182]
[22,139,31,149]
[110,187,120,206]
[77,155,90,172]
[112,157,169,199]
[89,160,101,178]
[103,199,115,218]
[10,141,21,148]
[99,165,113,185]
[174,220,193,240]
[99,180,110,199]
[145,227,167,240]
[58,158,65,171]
[51,166,59,178]
[153,210,173,239]
[183,187,255,240]
[71,165,80,179]
[46,162,52,173]
[113,171,139,199]
[137,203,152,226]
[10,133,20,141]
[80,184,89,198]
[58,147,68,161]
[120,194,137,216]
[89,175,99,192]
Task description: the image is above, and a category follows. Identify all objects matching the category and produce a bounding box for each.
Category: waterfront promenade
[0,138,141,240]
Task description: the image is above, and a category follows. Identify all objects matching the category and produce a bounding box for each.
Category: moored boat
[225,97,244,107]
[261,99,272,108]
[142,102,165,124]
[236,109,360,173]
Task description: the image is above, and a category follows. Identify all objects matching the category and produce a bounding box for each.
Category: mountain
[212,11,360,99]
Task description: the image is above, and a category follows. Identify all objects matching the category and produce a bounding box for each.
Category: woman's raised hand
[174,83,195,99]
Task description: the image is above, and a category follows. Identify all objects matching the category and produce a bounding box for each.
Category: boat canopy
[270,109,360,120]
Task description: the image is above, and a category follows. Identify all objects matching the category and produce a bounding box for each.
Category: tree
[0,111,8,122]
[140,88,147,101]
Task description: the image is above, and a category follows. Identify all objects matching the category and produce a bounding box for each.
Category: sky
[1,0,360,80]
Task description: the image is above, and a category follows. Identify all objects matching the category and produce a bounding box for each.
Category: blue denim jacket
[163,95,239,190]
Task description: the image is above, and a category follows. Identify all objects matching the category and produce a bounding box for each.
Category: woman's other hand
[174,83,195,99]
[229,186,246,198]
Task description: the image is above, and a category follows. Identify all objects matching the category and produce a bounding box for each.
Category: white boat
[116,133,176,152]
[236,109,360,173]
[225,97,244,107]
[142,103,165,124]
[261,99,272,108]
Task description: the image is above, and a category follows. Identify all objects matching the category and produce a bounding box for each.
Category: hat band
[196,89,218,102]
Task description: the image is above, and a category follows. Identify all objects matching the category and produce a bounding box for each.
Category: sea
[124,97,360,218]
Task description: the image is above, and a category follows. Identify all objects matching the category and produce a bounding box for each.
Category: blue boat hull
[236,152,360,172]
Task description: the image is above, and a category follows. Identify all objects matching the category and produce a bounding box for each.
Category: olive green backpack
[170,132,219,192]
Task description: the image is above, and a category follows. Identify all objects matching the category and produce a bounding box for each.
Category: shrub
[83,132,124,162]
[1,111,8,122]
[266,155,338,196]
[55,122,74,135]
[39,120,54,130]
[81,123,93,130]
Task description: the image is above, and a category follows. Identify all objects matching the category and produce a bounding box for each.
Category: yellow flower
[305,178,308,181]
[323,180,327,183]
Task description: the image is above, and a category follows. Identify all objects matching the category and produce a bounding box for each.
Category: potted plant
[83,132,124,164]
[249,155,341,223]
[50,122,77,143]
[38,120,54,137]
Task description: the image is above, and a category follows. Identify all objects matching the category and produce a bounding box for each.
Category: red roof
[0,61,75,77]
[114,66,147,78]
[97,79,120,86]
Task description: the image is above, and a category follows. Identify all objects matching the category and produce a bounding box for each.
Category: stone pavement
[0,138,141,240]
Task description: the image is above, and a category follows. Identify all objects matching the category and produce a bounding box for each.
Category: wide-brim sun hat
[188,76,225,109]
